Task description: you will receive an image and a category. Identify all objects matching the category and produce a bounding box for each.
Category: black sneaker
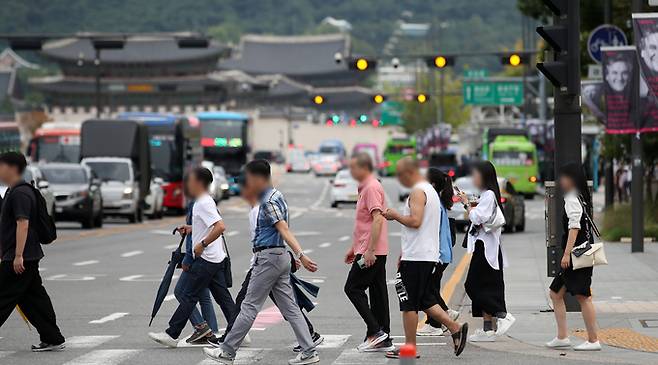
[186,324,212,344]
[293,332,324,352]
[31,342,65,352]
[207,334,222,348]
[362,338,395,353]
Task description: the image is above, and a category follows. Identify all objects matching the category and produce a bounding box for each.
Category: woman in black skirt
[546,163,600,351]
[458,161,514,343]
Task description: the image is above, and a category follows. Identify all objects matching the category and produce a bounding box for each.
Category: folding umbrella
[148,228,186,326]
[16,305,31,330]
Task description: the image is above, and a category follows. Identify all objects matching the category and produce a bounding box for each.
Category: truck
[80,119,151,223]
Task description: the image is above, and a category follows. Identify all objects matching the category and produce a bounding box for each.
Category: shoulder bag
[571,196,608,270]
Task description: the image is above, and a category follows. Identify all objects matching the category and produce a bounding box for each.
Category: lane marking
[303,249,314,254]
[226,230,240,237]
[119,274,178,282]
[89,312,129,324]
[197,348,269,365]
[338,235,350,242]
[151,229,172,235]
[63,349,140,365]
[73,260,99,266]
[120,250,143,258]
[163,244,178,250]
[333,349,389,364]
[119,275,143,281]
[311,181,330,209]
[164,294,176,302]
[252,305,284,330]
[316,334,351,349]
[66,335,120,349]
[319,242,332,248]
[46,274,96,281]
[290,210,304,219]
[295,231,320,237]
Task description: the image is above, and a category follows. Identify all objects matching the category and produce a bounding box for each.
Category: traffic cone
[399,343,416,365]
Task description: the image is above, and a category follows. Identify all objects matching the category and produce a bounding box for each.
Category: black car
[40,163,104,229]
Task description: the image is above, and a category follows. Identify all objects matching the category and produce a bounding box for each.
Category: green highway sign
[379,100,403,125]
[463,81,523,106]
[463,69,488,79]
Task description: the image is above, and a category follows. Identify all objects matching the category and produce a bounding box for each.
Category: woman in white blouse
[458,161,515,343]
[546,163,600,351]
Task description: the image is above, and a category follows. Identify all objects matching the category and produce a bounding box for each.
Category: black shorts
[395,260,440,312]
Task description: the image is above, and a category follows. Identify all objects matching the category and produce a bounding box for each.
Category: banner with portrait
[601,46,636,134]
[632,13,658,133]
[581,80,605,123]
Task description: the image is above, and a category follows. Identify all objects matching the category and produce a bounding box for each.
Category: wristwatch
[201,239,209,248]
[294,251,305,260]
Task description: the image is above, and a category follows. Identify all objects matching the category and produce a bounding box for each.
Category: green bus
[489,135,539,197]
[382,137,416,176]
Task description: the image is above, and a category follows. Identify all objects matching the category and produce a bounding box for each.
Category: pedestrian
[0,151,65,351]
[382,157,468,359]
[149,166,237,347]
[459,161,515,342]
[172,173,219,345]
[546,163,600,351]
[416,167,461,337]
[343,152,393,352]
[204,159,320,365]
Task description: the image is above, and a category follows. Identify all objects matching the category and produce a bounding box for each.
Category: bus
[489,135,539,197]
[0,122,21,154]
[118,112,202,211]
[28,122,81,163]
[196,111,249,176]
[382,137,416,176]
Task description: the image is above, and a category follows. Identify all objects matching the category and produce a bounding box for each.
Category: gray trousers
[222,247,314,356]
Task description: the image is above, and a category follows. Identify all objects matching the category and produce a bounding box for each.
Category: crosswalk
[0,334,449,365]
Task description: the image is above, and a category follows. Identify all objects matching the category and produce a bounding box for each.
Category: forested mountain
[0,0,523,58]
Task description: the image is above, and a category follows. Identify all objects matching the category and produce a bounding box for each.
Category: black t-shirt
[0,182,43,262]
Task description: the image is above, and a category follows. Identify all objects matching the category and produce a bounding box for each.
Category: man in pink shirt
[344,152,392,353]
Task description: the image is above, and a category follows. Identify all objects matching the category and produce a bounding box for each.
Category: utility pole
[631,0,645,253]
[94,48,101,118]
[537,0,582,312]
[603,0,615,208]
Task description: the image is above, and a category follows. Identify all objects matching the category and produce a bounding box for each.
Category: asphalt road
[0,172,612,365]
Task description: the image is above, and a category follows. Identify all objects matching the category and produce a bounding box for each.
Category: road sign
[380,101,403,125]
[463,81,523,106]
[587,24,628,64]
[463,69,488,79]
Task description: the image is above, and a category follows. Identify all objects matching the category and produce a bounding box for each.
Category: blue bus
[196,111,249,176]
[117,112,202,210]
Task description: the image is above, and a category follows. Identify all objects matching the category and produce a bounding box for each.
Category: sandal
[452,323,469,356]
[385,348,420,359]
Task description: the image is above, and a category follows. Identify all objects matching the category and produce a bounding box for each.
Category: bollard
[399,343,416,365]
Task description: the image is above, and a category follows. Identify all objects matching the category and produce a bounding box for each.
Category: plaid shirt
[252,187,288,248]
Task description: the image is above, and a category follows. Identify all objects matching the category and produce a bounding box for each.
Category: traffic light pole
[439,69,445,124]
[631,0,644,253]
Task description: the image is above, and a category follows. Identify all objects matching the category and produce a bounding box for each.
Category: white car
[145,178,164,219]
[330,170,359,208]
[24,165,56,218]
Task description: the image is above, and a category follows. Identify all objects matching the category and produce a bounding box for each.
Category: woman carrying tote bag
[546,163,600,351]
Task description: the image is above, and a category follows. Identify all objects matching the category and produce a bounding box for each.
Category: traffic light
[501,53,529,67]
[311,95,325,105]
[536,0,580,94]
[426,55,455,69]
[358,114,368,123]
[372,94,386,104]
[348,57,377,71]
[415,93,430,103]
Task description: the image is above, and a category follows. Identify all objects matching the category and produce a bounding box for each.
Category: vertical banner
[632,13,658,132]
[601,46,637,134]
[581,80,606,122]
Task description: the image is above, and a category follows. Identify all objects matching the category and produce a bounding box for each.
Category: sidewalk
[458,227,658,364]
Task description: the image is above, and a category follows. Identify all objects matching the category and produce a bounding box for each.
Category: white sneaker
[468,329,496,342]
[574,341,601,351]
[203,347,235,364]
[288,350,320,364]
[495,313,516,336]
[417,323,445,336]
[148,332,178,348]
[356,330,388,352]
[242,334,252,347]
[545,337,572,348]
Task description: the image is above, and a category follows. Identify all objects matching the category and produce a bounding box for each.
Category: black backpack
[12,182,57,245]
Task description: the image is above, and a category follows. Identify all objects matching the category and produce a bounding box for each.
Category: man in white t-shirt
[382,157,468,359]
[149,167,237,347]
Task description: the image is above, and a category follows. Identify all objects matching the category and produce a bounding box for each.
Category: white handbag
[570,196,608,270]
[483,205,506,233]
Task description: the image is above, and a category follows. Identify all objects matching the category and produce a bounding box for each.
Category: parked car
[330,169,359,208]
[82,157,143,223]
[40,163,103,229]
[312,154,341,176]
[287,148,311,173]
[24,165,56,218]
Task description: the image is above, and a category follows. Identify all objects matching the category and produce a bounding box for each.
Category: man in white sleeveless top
[382,157,468,358]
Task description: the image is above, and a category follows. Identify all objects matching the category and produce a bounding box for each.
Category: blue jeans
[174,268,218,333]
[167,258,236,339]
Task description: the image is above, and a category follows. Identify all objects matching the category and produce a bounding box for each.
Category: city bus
[118,112,202,211]
[381,137,416,176]
[0,122,21,154]
[489,135,539,198]
[196,111,249,176]
[28,122,81,163]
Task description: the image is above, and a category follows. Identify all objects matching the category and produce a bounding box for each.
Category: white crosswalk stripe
[0,351,15,359]
[89,312,129,324]
[62,349,141,365]
[332,349,390,364]
[316,334,350,349]
[196,348,269,365]
[66,336,120,349]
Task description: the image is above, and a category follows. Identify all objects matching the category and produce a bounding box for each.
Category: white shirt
[248,205,259,268]
[564,191,583,230]
[192,194,226,263]
[400,181,440,262]
[466,190,508,270]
